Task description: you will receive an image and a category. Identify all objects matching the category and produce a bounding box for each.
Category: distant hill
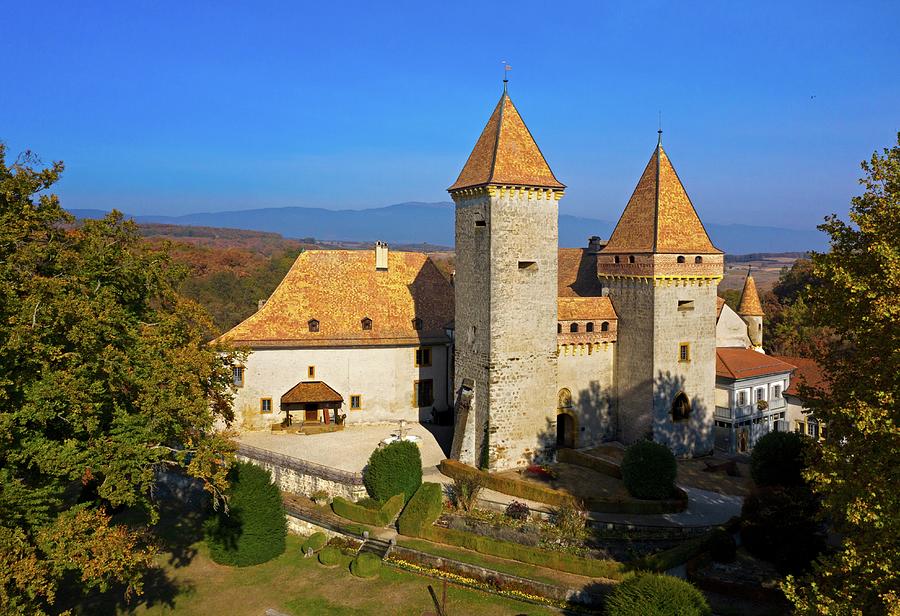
[68,202,827,254]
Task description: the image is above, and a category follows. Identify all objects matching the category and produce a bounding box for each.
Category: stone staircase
[358,537,393,559]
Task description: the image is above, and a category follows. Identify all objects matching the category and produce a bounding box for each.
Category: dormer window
[695,256,703,264]
[308,319,319,333]
[677,255,686,263]
[412,317,423,330]
[614,256,620,264]
[361,317,372,331]
[570,323,579,333]
[601,321,609,332]
[586,322,594,332]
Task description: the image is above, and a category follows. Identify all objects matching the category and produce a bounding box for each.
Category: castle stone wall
[556,342,617,447]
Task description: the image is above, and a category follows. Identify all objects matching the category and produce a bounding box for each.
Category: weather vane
[502,60,511,84]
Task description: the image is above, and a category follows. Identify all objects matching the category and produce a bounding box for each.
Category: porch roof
[280,380,343,405]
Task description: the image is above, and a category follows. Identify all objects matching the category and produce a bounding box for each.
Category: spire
[602,141,720,254]
[448,88,564,192]
[738,269,764,316]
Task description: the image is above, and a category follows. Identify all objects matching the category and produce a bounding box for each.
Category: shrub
[364,441,422,503]
[204,462,287,567]
[605,573,711,616]
[505,500,530,520]
[551,501,588,542]
[621,440,677,500]
[450,476,483,512]
[350,552,381,578]
[317,546,341,566]
[440,459,577,508]
[397,482,443,536]
[331,493,404,527]
[707,528,736,563]
[750,431,810,487]
[300,532,328,554]
[741,486,824,574]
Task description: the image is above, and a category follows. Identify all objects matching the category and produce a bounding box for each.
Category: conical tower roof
[603,140,720,254]
[738,272,765,316]
[448,87,564,192]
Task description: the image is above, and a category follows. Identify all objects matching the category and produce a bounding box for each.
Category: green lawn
[98,534,559,616]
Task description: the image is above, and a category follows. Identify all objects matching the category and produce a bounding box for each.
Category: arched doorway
[671,391,692,422]
[557,413,575,449]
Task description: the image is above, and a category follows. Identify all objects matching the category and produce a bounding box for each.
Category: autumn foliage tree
[0,145,240,613]
[782,134,900,615]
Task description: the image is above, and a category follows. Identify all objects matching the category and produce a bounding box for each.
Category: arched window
[677,255,686,263]
[628,255,635,264]
[557,323,562,334]
[586,322,594,332]
[672,392,692,422]
[601,321,609,332]
[694,256,703,264]
[308,319,320,333]
[570,323,579,333]
[558,388,573,409]
[361,317,372,330]
[614,255,620,264]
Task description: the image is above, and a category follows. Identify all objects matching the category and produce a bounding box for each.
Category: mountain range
[68,202,827,255]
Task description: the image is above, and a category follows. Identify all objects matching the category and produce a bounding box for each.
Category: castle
[223,84,799,469]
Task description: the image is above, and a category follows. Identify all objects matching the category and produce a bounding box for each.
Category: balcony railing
[715,398,785,420]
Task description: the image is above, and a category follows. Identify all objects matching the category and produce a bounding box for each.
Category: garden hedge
[350,552,382,578]
[364,440,422,503]
[557,447,623,479]
[204,461,287,567]
[331,492,406,526]
[300,532,328,554]
[317,545,341,567]
[605,573,711,616]
[621,440,677,500]
[750,431,810,487]
[629,529,724,572]
[397,482,444,536]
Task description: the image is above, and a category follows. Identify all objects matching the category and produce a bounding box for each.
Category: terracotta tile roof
[772,355,830,396]
[558,248,604,297]
[716,347,796,380]
[448,90,564,191]
[281,381,343,405]
[602,144,720,255]
[737,274,765,316]
[716,296,726,318]
[557,297,617,320]
[219,250,454,348]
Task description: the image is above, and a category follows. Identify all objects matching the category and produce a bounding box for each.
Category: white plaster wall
[716,303,752,348]
[232,344,449,430]
[556,342,617,446]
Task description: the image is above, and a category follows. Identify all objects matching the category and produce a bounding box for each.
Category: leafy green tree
[783,135,900,615]
[363,441,422,503]
[0,146,240,613]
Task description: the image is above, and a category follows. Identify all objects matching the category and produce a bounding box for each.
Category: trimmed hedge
[300,532,328,554]
[317,546,341,566]
[397,482,444,536]
[750,431,810,487]
[605,573,711,616]
[332,492,406,527]
[364,440,422,503]
[630,531,717,572]
[621,440,677,500]
[557,447,623,479]
[204,462,287,567]
[350,552,382,578]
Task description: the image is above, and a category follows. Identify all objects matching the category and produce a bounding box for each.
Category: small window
[308,365,316,379]
[679,343,690,362]
[518,260,537,271]
[795,421,805,434]
[361,317,372,330]
[601,321,609,332]
[754,387,764,403]
[350,395,362,410]
[260,398,272,413]
[308,319,319,333]
[678,300,695,311]
[807,421,818,438]
[474,219,486,227]
[586,322,594,332]
[415,347,432,367]
[773,385,782,399]
[614,256,620,264]
[232,366,245,387]
[414,379,434,407]
[695,256,703,264]
[677,255,686,263]
[557,323,562,334]
[570,323,579,333]
[738,390,747,406]
[412,317,423,330]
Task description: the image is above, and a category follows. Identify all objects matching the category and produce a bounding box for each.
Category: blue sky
[2,1,898,230]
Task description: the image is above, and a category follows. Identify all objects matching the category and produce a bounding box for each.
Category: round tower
[737,269,764,350]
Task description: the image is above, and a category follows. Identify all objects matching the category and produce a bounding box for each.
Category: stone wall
[556,342,617,447]
[237,444,367,501]
[715,302,751,348]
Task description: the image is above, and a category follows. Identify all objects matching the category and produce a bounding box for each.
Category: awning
[281,381,343,407]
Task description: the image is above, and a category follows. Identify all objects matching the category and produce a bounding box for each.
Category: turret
[738,269,764,350]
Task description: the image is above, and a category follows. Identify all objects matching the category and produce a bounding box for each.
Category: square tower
[598,137,723,456]
[448,86,565,470]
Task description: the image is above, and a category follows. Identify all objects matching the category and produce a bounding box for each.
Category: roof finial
[501,60,511,92]
[657,111,663,147]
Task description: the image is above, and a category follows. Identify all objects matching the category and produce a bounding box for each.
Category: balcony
[715,398,785,420]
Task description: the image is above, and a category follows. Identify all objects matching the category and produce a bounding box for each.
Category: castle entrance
[556,413,575,449]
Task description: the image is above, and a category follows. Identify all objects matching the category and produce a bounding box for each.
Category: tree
[363,441,422,503]
[0,146,240,613]
[783,134,900,615]
[750,431,812,487]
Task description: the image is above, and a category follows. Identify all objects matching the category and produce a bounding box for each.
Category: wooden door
[304,404,318,422]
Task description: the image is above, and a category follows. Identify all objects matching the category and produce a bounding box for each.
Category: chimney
[375,241,389,271]
[587,236,606,253]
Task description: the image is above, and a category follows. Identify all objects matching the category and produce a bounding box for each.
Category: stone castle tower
[597,134,723,456]
[448,85,565,470]
[737,270,764,350]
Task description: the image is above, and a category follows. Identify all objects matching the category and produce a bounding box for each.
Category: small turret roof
[738,272,765,316]
[448,87,564,192]
[602,141,720,254]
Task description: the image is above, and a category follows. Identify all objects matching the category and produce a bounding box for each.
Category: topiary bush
[605,573,711,616]
[363,440,422,503]
[300,531,328,554]
[750,431,810,487]
[707,528,736,563]
[741,486,824,574]
[350,552,381,578]
[204,461,287,567]
[621,440,677,500]
[317,545,341,567]
[397,482,443,536]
